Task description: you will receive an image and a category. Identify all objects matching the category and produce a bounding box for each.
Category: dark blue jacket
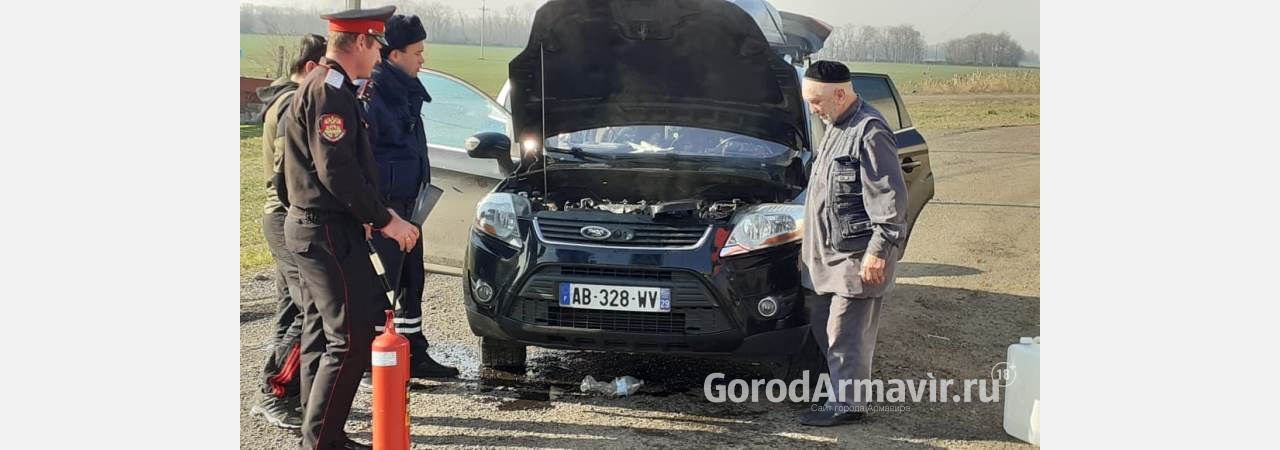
[367,60,432,205]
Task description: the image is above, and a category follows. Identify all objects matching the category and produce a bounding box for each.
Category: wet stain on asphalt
[419,340,786,416]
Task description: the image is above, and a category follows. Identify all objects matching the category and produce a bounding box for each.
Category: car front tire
[480,336,527,373]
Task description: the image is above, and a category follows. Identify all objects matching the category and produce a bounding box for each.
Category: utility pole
[479,0,487,60]
[277,45,286,78]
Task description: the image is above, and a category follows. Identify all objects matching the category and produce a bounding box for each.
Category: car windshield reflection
[418,71,507,150]
[545,125,788,158]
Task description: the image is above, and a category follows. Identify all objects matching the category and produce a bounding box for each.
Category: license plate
[559,283,671,313]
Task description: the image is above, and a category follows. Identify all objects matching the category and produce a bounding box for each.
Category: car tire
[480,336,527,373]
[771,333,827,384]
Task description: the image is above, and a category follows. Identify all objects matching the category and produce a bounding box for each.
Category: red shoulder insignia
[319,114,346,142]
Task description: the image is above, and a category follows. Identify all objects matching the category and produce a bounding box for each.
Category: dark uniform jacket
[366,59,431,206]
[281,58,393,228]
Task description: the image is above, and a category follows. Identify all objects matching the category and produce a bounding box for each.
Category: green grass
[241,34,520,97]
[240,124,272,275]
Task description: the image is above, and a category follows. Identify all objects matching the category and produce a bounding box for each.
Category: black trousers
[260,210,304,399]
[285,212,383,450]
[369,199,430,358]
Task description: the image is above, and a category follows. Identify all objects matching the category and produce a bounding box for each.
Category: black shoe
[339,436,372,450]
[286,394,302,413]
[410,354,459,379]
[800,406,865,427]
[251,395,302,429]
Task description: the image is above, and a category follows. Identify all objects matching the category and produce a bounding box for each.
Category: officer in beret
[798,61,908,427]
[279,5,419,450]
[365,14,459,380]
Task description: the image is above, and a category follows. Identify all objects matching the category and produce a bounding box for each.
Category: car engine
[535,196,748,221]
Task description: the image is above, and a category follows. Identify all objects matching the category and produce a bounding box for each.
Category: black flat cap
[385,15,427,52]
[804,60,851,83]
[321,5,397,46]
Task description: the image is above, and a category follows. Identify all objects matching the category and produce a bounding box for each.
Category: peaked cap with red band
[321,5,396,46]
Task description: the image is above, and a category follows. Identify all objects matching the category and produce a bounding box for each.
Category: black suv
[431,0,934,377]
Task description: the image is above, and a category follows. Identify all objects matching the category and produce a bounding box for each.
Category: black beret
[804,60,851,83]
[385,14,426,51]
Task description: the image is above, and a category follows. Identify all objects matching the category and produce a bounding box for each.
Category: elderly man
[798,61,909,427]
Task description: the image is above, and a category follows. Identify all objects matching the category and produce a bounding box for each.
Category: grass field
[240,124,271,275]
[241,34,520,96]
[241,34,1038,97]
[906,95,1039,129]
[842,61,1039,94]
[239,37,1038,273]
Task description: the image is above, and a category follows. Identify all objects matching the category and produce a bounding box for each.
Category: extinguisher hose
[366,240,400,311]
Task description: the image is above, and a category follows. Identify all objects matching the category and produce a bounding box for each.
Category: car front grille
[544,307,687,334]
[560,266,673,281]
[534,217,710,248]
[508,265,730,335]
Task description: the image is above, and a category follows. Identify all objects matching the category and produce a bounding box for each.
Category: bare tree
[943,32,1025,67]
[856,26,881,61]
[883,25,925,63]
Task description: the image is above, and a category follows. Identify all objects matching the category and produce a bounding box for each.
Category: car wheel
[770,333,827,385]
[480,336,527,373]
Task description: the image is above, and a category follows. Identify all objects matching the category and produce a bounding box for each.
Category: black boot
[800,405,866,427]
[410,353,459,379]
[251,394,302,429]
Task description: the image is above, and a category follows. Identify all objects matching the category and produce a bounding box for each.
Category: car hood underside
[508,0,810,152]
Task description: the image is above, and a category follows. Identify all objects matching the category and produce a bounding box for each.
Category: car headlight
[474,193,531,248]
[719,204,805,257]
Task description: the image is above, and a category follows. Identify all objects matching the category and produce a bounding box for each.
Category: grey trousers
[806,291,884,409]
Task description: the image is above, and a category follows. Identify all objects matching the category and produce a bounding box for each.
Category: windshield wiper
[542,146,611,161]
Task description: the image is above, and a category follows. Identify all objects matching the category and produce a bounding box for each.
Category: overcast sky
[241,0,1039,51]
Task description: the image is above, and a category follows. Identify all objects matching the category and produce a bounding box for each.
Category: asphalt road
[239,124,1040,449]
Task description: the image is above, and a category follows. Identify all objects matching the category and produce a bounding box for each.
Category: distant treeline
[240,2,536,47]
[815,25,1035,67]
[241,3,1036,67]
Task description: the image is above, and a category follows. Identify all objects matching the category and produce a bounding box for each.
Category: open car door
[416,68,511,268]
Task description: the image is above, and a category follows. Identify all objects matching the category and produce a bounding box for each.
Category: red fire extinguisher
[369,240,410,450]
[372,310,410,450]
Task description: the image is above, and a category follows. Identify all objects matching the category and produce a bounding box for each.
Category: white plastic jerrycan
[1003,336,1040,445]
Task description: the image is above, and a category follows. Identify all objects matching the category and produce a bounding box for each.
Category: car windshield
[544,125,789,158]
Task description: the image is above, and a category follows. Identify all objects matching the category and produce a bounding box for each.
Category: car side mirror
[465,132,515,176]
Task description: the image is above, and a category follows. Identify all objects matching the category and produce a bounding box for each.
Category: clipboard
[409,183,444,226]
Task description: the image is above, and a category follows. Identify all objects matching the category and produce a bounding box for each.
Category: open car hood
[508,0,809,152]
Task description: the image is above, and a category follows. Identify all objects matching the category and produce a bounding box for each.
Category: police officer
[797,61,909,427]
[364,14,459,379]
[250,33,327,430]
[280,6,419,450]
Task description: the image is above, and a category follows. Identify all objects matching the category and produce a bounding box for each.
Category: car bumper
[463,223,811,359]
